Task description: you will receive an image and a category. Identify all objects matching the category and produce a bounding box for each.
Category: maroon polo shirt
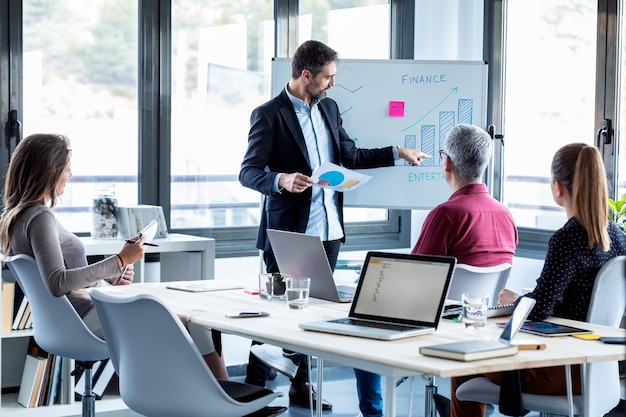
[411,183,518,266]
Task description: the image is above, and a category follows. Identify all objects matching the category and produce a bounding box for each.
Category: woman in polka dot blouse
[449,143,626,417]
[499,143,626,320]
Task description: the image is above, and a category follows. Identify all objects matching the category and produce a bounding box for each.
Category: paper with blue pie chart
[312,162,372,192]
[319,170,344,186]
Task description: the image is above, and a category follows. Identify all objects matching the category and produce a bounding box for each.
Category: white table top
[85,280,626,379]
[80,233,214,255]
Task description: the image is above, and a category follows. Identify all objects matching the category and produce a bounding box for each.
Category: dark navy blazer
[239,88,395,253]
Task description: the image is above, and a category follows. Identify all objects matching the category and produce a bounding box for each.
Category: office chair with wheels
[89,289,283,417]
[456,255,626,417]
[446,263,512,305]
[4,254,109,417]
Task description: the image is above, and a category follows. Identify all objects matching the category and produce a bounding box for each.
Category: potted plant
[259,272,288,299]
[266,272,286,296]
[608,193,626,232]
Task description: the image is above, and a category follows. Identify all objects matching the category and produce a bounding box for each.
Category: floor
[69,363,626,417]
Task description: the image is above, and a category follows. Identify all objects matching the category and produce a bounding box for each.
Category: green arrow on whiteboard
[401,87,459,132]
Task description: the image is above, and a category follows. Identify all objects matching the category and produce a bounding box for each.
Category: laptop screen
[350,252,457,327]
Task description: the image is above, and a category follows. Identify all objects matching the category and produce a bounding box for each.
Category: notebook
[267,229,356,303]
[420,296,537,361]
[139,219,158,243]
[443,303,516,318]
[299,252,457,340]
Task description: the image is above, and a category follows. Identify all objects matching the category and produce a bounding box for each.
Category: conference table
[84,281,626,417]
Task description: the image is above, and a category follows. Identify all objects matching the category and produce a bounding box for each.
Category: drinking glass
[286,277,311,309]
[462,293,489,328]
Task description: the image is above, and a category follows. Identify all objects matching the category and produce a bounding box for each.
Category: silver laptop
[299,252,457,340]
[267,229,356,303]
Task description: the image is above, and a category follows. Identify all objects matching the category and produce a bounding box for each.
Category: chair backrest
[587,255,626,327]
[446,263,512,306]
[584,255,626,415]
[4,254,108,361]
[89,289,277,417]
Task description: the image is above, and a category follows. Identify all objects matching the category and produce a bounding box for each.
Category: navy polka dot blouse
[525,217,626,322]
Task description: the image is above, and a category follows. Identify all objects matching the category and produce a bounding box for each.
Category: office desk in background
[89,282,626,417]
[80,233,215,282]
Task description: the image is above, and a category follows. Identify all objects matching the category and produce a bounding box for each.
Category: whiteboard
[271,58,488,209]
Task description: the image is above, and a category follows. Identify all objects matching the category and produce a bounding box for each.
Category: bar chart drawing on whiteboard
[405,97,475,168]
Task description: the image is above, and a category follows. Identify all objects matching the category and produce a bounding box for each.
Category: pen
[125,232,142,245]
[516,343,546,350]
[125,239,159,247]
[125,231,159,246]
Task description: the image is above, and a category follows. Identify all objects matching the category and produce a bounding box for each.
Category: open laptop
[299,251,457,340]
[267,229,356,303]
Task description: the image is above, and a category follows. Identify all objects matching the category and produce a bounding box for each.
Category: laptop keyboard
[332,318,421,331]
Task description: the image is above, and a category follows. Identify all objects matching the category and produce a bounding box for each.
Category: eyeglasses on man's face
[439,149,447,160]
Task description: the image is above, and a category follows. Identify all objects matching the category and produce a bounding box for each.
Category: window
[170,0,410,253]
[22,0,139,232]
[170,0,273,229]
[501,0,597,230]
[299,0,389,59]
[298,0,390,223]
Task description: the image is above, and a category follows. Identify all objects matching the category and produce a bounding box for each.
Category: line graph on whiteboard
[332,84,475,169]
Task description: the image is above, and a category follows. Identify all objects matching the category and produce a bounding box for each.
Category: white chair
[456,255,626,417]
[4,254,109,417]
[89,288,283,417]
[447,263,512,306]
[401,263,513,417]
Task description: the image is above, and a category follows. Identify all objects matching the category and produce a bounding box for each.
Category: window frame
[486,0,622,260]
[0,0,22,180]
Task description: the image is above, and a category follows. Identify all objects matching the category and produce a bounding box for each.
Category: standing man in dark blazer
[239,40,429,411]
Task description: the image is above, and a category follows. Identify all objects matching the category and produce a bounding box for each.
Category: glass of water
[286,277,311,309]
[462,293,489,328]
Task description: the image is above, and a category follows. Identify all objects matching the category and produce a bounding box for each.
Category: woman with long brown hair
[449,143,626,417]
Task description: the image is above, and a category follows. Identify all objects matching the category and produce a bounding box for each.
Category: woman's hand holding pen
[115,264,134,285]
[111,236,144,286]
[117,233,146,268]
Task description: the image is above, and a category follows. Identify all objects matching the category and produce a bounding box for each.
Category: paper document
[311,162,372,192]
[166,281,245,293]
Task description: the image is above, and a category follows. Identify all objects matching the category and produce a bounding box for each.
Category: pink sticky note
[389,101,405,117]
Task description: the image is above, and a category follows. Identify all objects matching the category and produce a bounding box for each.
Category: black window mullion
[138,0,171,223]
[595,0,619,198]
